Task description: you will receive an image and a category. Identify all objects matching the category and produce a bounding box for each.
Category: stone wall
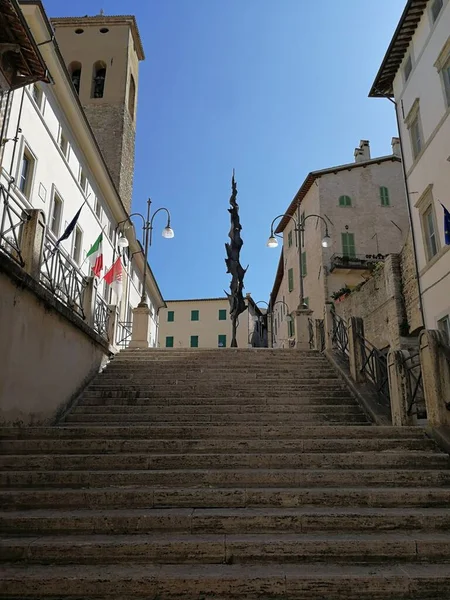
[401,232,423,335]
[335,255,405,349]
[0,254,110,425]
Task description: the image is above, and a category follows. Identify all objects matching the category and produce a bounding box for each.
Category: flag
[86,232,103,277]
[56,204,83,246]
[442,202,450,246]
[104,256,123,301]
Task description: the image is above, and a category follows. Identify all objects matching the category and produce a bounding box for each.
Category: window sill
[419,243,450,277]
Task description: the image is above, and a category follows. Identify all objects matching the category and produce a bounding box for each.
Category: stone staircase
[1,348,450,599]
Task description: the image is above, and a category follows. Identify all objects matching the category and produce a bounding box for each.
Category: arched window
[69,62,82,94]
[92,61,107,98]
[128,74,136,119]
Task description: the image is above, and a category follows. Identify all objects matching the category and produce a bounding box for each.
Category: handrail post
[108,304,119,346]
[420,330,450,428]
[21,209,45,279]
[348,317,365,383]
[324,303,334,351]
[387,349,417,426]
[83,276,97,328]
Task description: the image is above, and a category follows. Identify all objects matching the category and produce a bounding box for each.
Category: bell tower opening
[92,61,107,98]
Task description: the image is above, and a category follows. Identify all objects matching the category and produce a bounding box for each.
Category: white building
[0,2,165,348]
[370,0,450,336]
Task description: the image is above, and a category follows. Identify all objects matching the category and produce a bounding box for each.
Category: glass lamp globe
[162,226,174,239]
[117,235,129,249]
[267,236,278,248]
[321,234,331,248]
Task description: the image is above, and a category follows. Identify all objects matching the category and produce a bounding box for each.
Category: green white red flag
[86,232,103,278]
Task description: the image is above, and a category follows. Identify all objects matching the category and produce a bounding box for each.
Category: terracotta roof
[50,14,145,60]
[369,0,428,97]
[275,155,400,234]
[0,0,50,89]
[269,249,284,304]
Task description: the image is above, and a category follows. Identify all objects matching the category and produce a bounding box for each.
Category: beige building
[270,140,410,345]
[159,297,260,349]
[370,0,450,336]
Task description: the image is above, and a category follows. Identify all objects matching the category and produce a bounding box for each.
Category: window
[288,268,294,292]
[288,318,295,338]
[166,336,174,348]
[442,56,450,106]
[92,61,107,98]
[218,309,227,320]
[218,334,226,347]
[410,114,423,159]
[339,195,352,207]
[72,225,83,264]
[342,232,356,258]
[167,311,174,322]
[190,335,199,348]
[69,62,82,94]
[128,74,136,119]
[288,230,293,247]
[94,197,102,219]
[423,205,439,260]
[438,315,450,340]
[108,221,114,242]
[431,0,443,22]
[380,186,390,206]
[59,130,69,158]
[191,310,199,321]
[32,84,43,110]
[50,192,63,236]
[404,55,412,82]
[18,147,35,198]
[301,252,307,277]
[79,168,87,194]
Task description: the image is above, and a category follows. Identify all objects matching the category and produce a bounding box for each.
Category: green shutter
[165,336,174,348]
[167,311,174,322]
[190,335,199,348]
[218,309,227,321]
[191,310,199,321]
[339,195,352,207]
[218,334,227,347]
[380,186,390,206]
[342,233,356,258]
[301,252,307,277]
[288,231,293,247]
[288,268,294,292]
[288,318,295,337]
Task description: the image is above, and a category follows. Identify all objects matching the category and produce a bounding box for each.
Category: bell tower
[51,14,145,213]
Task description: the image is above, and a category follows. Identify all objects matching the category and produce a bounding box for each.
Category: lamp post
[267,212,331,311]
[116,198,174,308]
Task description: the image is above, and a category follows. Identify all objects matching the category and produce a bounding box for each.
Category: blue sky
[44,0,405,303]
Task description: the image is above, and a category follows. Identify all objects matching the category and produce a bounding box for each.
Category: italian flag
[86,233,103,278]
[104,256,123,301]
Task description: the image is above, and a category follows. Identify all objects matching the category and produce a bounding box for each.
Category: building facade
[370,0,450,336]
[159,298,253,349]
[0,2,164,348]
[270,140,410,345]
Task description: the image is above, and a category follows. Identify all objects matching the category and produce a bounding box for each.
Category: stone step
[2,486,450,511]
[3,531,450,565]
[1,451,446,472]
[2,468,450,489]
[3,507,450,536]
[79,394,356,406]
[87,381,346,390]
[62,414,369,425]
[97,372,339,380]
[0,425,427,440]
[3,561,450,599]
[81,389,354,399]
[0,437,436,456]
[70,404,364,416]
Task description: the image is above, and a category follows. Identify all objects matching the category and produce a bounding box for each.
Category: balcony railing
[0,184,30,267]
[94,294,111,341]
[330,253,387,272]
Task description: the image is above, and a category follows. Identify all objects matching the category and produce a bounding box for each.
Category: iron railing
[317,319,325,352]
[403,352,426,419]
[40,234,88,319]
[358,334,390,408]
[332,312,349,361]
[0,185,30,267]
[330,253,387,272]
[308,318,314,349]
[93,294,111,340]
[116,320,133,349]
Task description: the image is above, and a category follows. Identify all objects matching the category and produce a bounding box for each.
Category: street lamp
[267,212,331,311]
[117,198,174,308]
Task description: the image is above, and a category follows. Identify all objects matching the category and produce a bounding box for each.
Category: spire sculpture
[224,171,247,347]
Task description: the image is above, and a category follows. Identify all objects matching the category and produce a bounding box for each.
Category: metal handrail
[94,294,111,340]
[332,312,349,361]
[0,184,31,267]
[318,319,325,352]
[116,320,133,349]
[357,333,390,408]
[403,351,426,418]
[308,318,314,349]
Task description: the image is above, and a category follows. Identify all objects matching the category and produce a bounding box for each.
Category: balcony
[329,253,387,273]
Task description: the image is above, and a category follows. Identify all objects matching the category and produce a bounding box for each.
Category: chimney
[354,139,371,163]
[391,137,401,157]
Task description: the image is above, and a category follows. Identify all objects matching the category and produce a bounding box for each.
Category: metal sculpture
[224,171,247,347]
